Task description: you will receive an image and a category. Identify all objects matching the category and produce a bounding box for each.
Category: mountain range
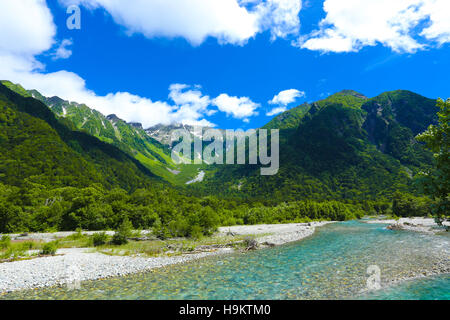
[0,80,439,203]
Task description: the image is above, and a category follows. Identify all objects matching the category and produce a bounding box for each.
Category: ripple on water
[1,221,449,300]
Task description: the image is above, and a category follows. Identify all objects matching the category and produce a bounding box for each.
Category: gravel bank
[365,217,449,234]
[218,221,334,246]
[0,222,331,293]
[0,248,233,293]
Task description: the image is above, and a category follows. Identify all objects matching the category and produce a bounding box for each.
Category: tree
[416,98,449,226]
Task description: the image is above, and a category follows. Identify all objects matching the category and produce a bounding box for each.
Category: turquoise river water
[1,221,449,300]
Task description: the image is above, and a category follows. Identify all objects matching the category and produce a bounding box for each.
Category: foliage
[0,81,442,237]
[0,235,11,249]
[40,242,58,255]
[242,200,365,224]
[391,192,433,217]
[195,90,435,203]
[92,232,109,246]
[112,218,133,245]
[22,85,179,184]
[416,98,450,224]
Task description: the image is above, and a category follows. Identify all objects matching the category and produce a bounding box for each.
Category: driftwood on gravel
[244,237,259,251]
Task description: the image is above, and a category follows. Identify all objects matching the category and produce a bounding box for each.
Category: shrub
[40,242,58,255]
[189,225,203,240]
[111,218,133,245]
[392,192,432,217]
[92,232,108,246]
[0,235,11,249]
[66,228,85,241]
[19,241,34,251]
[111,232,128,245]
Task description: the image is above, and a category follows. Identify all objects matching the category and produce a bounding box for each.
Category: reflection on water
[1,221,449,300]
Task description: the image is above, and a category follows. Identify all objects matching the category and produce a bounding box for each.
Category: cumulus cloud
[298,0,450,53]
[3,0,449,132]
[419,0,450,44]
[266,89,304,116]
[0,0,264,128]
[0,53,221,127]
[255,0,302,39]
[212,94,260,121]
[0,0,56,56]
[266,106,288,116]
[269,89,305,105]
[59,0,302,45]
[1,57,218,127]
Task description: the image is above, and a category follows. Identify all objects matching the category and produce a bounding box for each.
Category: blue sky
[1,0,449,129]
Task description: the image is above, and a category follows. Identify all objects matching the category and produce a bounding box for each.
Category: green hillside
[264,90,368,130]
[362,90,436,167]
[0,81,441,234]
[196,90,436,203]
[1,81,195,185]
[0,81,159,190]
[0,81,231,234]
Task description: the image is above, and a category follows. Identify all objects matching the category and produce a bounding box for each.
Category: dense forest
[194,90,437,202]
[0,81,447,235]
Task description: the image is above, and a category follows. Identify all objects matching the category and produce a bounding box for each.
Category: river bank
[0,222,331,293]
[1,220,448,300]
[364,217,450,234]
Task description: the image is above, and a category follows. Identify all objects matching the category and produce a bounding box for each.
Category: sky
[0,0,449,129]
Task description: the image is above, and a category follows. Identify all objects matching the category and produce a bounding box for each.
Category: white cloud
[266,106,287,116]
[212,94,260,121]
[0,0,56,57]
[0,0,263,128]
[298,0,450,53]
[269,89,305,105]
[53,39,73,60]
[419,0,450,44]
[256,0,302,39]
[1,54,219,127]
[60,0,302,45]
[266,88,304,116]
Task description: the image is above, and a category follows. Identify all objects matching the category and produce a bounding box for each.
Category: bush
[189,225,203,240]
[0,235,11,249]
[19,241,34,251]
[111,218,133,245]
[392,192,433,217]
[40,242,58,255]
[111,233,128,245]
[92,232,108,246]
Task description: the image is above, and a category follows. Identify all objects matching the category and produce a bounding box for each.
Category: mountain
[0,81,241,235]
[264,90,368,131]
[1,80,438,203]
[0,80,441,234]
[362,90,436,167]
[194,90,437,202]
[146,123,199,147]
[146,123,226,147]
[1,81,198,184]
[0,81,160,191]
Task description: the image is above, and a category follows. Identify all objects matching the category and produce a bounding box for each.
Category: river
[1,220,449,299]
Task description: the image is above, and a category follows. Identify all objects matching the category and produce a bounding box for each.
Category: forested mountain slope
[0,82,159,191]
[1,81,183,183]
[196,90,437,203]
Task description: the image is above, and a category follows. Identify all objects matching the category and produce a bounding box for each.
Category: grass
[93,234,254,257]
[0,228,271,262]
[0,236,43,261]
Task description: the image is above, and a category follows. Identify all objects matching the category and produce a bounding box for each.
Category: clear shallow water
[2,221,449,300]
[361,274,450,300]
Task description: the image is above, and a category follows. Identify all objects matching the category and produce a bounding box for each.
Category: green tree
[416,98,450,225]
